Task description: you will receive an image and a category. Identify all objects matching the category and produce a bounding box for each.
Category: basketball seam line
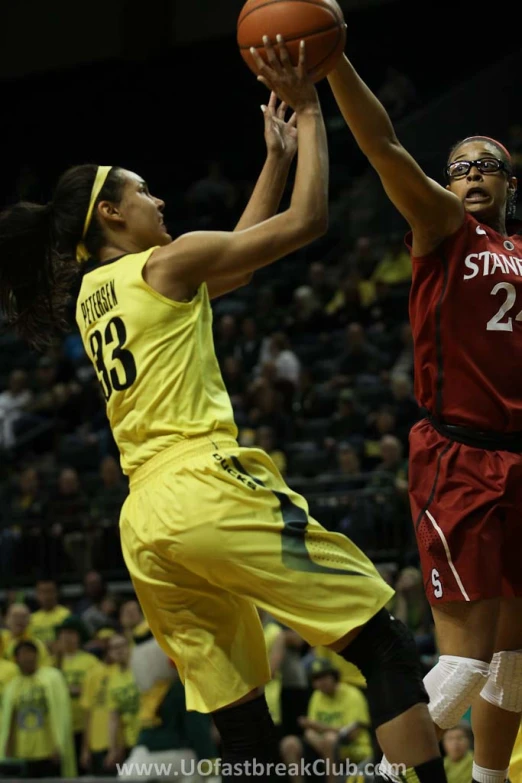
[240,24,344,74]
[239,22,339,49]
[238,0,344,30]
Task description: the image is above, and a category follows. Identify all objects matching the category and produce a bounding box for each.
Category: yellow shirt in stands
[10,674,55,760]
[308,682,372,762]
[30,606,70,646]
[1,630,49,667]
[60,651,100,732]
[510,725,522,783]
[108,667,140,748]
[444,751,473,783]
[314,646,366,688]
[263,622,283,726]
[0,660,18,709]
[80,663,113,752]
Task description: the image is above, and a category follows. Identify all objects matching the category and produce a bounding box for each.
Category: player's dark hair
[0,164,125,349]
[447,136,517,219]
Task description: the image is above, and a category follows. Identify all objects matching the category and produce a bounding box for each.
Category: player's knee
[423,654,490,729]
[340,609,428,729]
[280,735,303,759]
[480,649,522,712]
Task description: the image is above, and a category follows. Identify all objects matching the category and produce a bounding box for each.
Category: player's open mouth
[465,188,489,203]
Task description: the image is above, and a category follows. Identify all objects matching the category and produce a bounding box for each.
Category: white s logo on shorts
[431,568,443,598]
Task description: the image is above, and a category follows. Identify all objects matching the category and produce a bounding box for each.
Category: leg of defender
[472,597,522,781]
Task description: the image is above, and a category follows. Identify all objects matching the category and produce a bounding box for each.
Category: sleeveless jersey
[408,213,522,432]
[75,250,237,475]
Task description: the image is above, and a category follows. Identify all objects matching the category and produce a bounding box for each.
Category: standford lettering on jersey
[80,280,118,327]
[464,252,522,280]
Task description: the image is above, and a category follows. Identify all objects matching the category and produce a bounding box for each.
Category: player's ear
[98,200,125,226]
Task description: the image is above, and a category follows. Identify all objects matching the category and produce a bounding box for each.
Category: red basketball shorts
[409,418,522,604]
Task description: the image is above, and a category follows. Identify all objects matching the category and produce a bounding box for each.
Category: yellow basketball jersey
[75,250,237,475]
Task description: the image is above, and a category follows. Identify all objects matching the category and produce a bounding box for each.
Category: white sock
[378,756,403,782]
[472,763,509,783]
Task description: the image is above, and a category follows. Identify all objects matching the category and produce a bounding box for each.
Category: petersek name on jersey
[79,279,118,327]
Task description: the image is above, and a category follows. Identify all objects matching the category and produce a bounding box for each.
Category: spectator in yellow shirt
[509,721,522,783]
[54,615,99,772]
[261,613,286,732]
[0,659,18,709]
[106,634,140,770]
[119,599,145,645]
[0,640,76,778]
[442,724,473,783]
[80,634,115,775]
[30,579,70,650]
[1,604,49,667]
[281,659,372,783]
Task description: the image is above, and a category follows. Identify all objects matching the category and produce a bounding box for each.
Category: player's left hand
[263,91,297,160]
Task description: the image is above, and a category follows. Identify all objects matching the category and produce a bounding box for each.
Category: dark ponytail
[0,164,124,349]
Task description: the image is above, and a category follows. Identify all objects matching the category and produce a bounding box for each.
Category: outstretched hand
[251,36,318,112]
[263,91,297,160]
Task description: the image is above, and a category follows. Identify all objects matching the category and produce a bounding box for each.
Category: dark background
[2,0,520,220]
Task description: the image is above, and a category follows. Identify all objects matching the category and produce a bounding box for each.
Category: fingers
[268,91,277,112]
[250,46,268,75]
[288,112,297,128]
[276,34,292,68]
[297,39,307,76]
[277,101,288,120]
[263,35,282,71]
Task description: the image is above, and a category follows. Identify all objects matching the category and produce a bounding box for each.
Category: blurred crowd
[0,575,481,782]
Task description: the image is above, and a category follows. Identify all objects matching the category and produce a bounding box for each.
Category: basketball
[237,0,347,84]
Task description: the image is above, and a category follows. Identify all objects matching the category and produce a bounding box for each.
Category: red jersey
[408,213,522,432]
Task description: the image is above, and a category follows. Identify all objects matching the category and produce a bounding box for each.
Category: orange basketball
[237,0,347,84]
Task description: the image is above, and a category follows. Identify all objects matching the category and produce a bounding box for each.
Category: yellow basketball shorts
[120,434,394,713]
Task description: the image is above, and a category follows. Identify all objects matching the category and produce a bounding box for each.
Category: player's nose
[154,196,165,211]
[466,166,483,181]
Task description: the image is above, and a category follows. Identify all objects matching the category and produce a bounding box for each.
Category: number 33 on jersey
[75,250,238,476]
[408,214,522,433]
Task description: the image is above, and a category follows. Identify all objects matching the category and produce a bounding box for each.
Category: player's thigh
[120,490,270,714]
[180,445,393,649]
[502,468,522,599]
[494,597,522,651]
[409,420,506,605]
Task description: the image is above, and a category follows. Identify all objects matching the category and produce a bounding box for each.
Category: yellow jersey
[108,666,140,748]
[80,663,113,753]
[30,606,71,646]
[314,646,366,688]
[263,622,283,726]
[76,251,237,476]
[0,660,18,709]
[59,651,100,732]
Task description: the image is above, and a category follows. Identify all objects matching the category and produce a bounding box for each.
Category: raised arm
[327,55,464,253]
[208,92,298,300]
[144,38,329,302]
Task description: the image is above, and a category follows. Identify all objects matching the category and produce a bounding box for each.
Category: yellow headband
[76,165,113,263]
